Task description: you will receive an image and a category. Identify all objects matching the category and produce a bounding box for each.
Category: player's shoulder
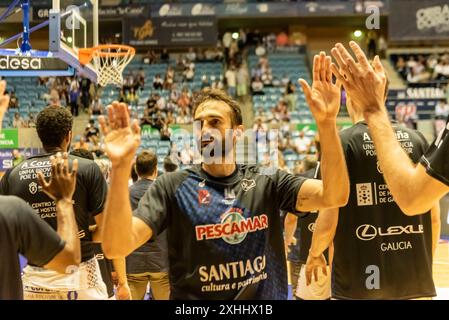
[391,124,428,146]
[157,168,191,185]
[0,195,32,217]
[339,122,365,142]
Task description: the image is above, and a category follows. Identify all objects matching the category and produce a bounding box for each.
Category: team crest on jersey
[28,182,38,195]
[195,208,268,245]
[241,179,256,192]
[198,189,211,206]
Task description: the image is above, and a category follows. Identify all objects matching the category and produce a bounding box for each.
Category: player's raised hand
[37,152,78,202]
[330,41,387,116]
[299,52,341,124]
[0,80,10,130]
[99,101,141,169]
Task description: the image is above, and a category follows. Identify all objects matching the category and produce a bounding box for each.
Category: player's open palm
[330,41,387,115]
[37,152,78,201]
[305,252,328,286]
[299,52,341,124]
[99,102,141,167]
[0,80,10,128]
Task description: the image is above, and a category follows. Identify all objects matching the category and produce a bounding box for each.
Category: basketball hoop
[78,44,135,87]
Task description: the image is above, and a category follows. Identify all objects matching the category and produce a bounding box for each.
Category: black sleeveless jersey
[421,117,449,186]
[333,122,435,300]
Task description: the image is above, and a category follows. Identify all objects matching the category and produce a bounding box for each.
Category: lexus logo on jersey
[198,189,211,205]
[29,182,38,195]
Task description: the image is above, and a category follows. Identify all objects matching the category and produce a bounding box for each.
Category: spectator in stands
[284,82,297,112]
[8,91,18,109]
[177,89,191,115]
[184,64,195,82]
[176,108,191,124]
[281,74,290,87]
[435,99,449,120]
[126,87,138,107]
[12,112,26,128]
[276,31,289,47]
[294,130,311,154]
[160,49,169,62]
[27,112,36,128]
[186,47,196,62]
[378,35,387,59]
[201,75,210,90]
[253,117,268,144]
[255,106,266,122]
[211,76,224,90]
[153,74,164,90]
[433,58,449,81]
[236,65,249,99]
[152,111,165,132]
[146,93,157,114]
[163,156,178,173]
[268,106,281,123]
[255,43,266,57]
[69,83,80,117]
[79,77,91,111]
[165,111,175,126]
[261,70,273,87]
[137,67,145,89]
[170,84,180,102]
[140,109,153,127]
[123,74,135,93]
[266,32,277,53]
[160,125,172,142]
[251,76,264,95]
[12,149,24,167]
[155,93,166,112]
[118,89,126,103]
[222,32,232,60]
[74,136,90,150]
[85,119,100,141]
[164,66,175,90]
[180,143,194,165]
[90,96,103,116]
[166,99,177,114]
[396,56,407,80]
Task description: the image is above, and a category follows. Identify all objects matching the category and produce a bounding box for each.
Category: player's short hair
[302,156,318,172]
[192,88,243,126]
[36,106,73,148]
[163,156,178,172]
[135,150,158,177]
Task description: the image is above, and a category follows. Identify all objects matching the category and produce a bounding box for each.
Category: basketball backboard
[49,0,98,81]
[0,0,98,81]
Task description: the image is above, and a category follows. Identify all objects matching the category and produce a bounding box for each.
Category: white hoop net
[90,46,135,87]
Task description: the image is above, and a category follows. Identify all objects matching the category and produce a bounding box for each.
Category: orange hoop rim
[79,44,136,65]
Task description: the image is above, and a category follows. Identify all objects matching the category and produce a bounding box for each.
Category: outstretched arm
[99,102,152,259]
[305,208,338,285]
[330,41,448,215]
[297,52,349,212]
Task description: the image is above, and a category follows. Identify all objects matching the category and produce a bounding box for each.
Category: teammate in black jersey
[306,87,440,299]
[0,105,110,299]
[285,158,331,300]
[331,41,449,214]
[0,81,81,299]
[99,53,350,299]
